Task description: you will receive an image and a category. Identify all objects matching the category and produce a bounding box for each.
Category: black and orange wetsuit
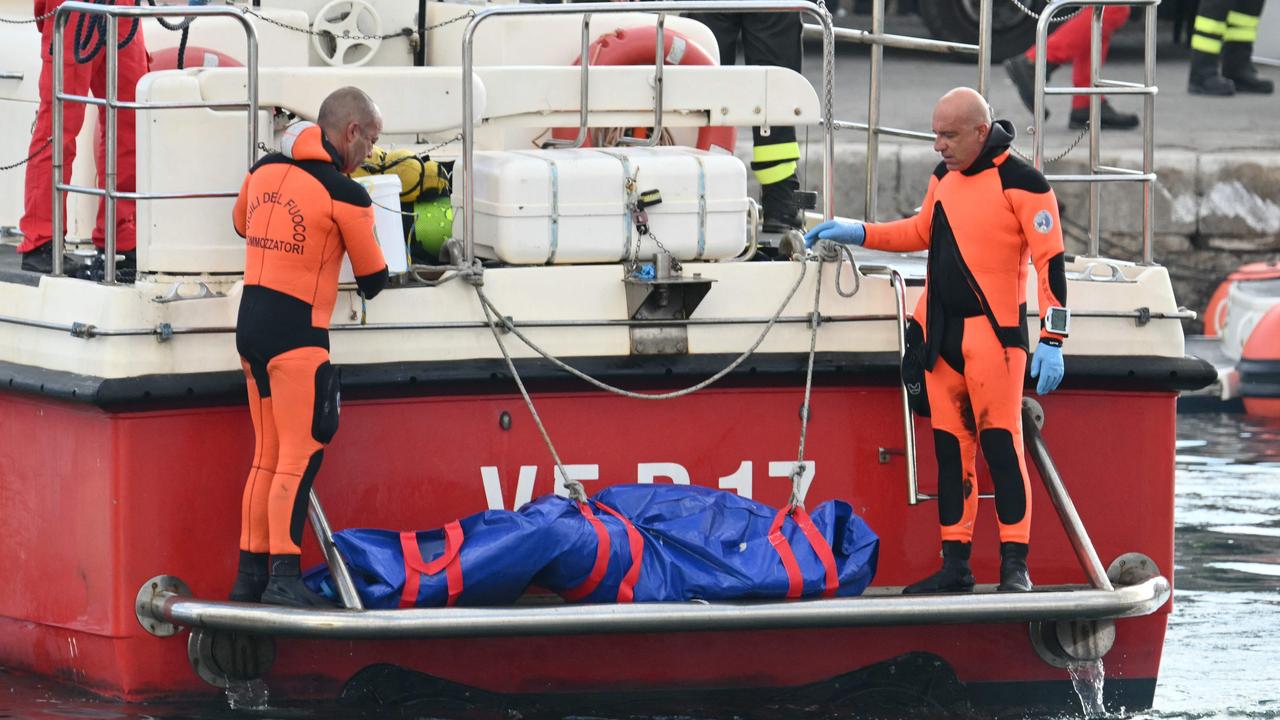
[863,120,1067,545]
[232,121,388,558]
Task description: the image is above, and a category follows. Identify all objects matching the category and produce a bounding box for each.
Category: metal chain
[642,228,680,271]
[239,6,475,42]
[257,133,462,159]
[0,8,56,24]
[1005,0,1083,24]
[622,169,680,270]
[1010,123,1090,164]
[0,137,51,172]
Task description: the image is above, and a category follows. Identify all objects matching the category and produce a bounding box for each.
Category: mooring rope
[468,247,860,505]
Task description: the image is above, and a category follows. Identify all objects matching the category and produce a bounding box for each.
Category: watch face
[1046,307,1069,334]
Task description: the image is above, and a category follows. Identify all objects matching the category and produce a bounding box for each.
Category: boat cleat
[1029,552,1160,668]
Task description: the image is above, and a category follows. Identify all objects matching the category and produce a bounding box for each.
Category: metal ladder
[48,1,260,282]
[1032,0,1160,264]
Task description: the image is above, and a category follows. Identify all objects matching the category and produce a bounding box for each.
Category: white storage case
[456,147,748,264]
[340,174,409,282]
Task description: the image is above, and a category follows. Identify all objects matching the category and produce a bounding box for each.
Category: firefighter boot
[19,241,89,276]
[1222,42,1274,94]
[261,554,336,608]
[761,175,803,234]
[228,551,269,602]
[1188,49,1235,96]
[1004,54,1058,117]
[903,540,976,594]
[1067,100,1140,130]
[997,542,1034,592]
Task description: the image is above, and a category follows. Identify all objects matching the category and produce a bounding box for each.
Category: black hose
[143,0,196,33]
[415,0,426,66]
[70,0,142,65]
[176,24,190,69]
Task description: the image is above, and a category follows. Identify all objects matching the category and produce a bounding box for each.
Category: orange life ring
[1203,260,1280,336]
[551,27,736,153]
[148,46,242,71]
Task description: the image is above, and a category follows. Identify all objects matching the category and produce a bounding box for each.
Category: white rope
[468,250,864,506]
[788,254,825,510]
[477,282,584,503]
[472,259,810,401]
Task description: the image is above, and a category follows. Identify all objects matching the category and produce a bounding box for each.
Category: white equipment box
[456,147,748,264]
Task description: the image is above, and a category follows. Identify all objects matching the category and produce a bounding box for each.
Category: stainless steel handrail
[541,15,592,149]
[138,575,1170,639]
[50,2,259,282]
[460,1,837,267]
[308,489,363,610]
[0,306,1195,339]
[860,264,920,504]
[800,24,978,56]
[1022,398,1114,590]
[617,13,666,147]
[819,0,990,222]
[1032,0,1159,264]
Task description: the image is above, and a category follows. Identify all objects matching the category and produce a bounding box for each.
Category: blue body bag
[306,485,878,608]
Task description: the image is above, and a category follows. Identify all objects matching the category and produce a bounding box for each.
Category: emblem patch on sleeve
[1034,210,1054,234]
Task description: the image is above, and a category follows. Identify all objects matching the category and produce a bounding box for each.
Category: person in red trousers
[19,0,149,277]
[1003,6,1139,130]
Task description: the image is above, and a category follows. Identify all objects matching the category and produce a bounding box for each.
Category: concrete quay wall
[790,142,1280,332]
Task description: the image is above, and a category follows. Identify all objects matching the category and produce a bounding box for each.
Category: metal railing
[1033,0,1159,264]
[459,0,837,267]
[137,573,1170,639]
[50,2,259,282]
[801,0,992,221]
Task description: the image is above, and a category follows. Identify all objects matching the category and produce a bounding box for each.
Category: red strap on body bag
[399,521,465,608]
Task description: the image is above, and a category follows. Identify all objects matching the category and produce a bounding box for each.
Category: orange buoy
[550,27,736,153]
[1203,260,1280,336]
[148,46,242,71]
[1240,304,1280,417]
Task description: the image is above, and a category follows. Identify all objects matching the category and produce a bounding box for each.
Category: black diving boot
[1222,43,1274,94]
[997,542,1033,592]
[261,554,336,608]
[228,551,269,602]
[902,540,975,594]
[1188,50,1235,96]
[760,175,803,234]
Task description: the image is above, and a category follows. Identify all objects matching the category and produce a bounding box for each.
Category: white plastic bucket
[340,174,408,282]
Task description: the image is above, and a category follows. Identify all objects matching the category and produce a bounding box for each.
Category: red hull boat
[0,0,1207,713]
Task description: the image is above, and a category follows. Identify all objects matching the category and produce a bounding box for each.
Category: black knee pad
[933,430,965,526]
[312,362,340,444]
[980,428,1027,525]
[901,318,931,417]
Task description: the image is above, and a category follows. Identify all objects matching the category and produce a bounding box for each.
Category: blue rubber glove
[803,220,865,248]
[1030,341,1064,395]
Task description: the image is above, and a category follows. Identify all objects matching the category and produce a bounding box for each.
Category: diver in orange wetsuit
[230,87,388,607]
[805,87,1069,594]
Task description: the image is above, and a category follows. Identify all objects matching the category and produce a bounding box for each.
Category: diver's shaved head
[317,86,380,137]
[317,86,383,174]
[931,87,993,172]
[936,87,992,127]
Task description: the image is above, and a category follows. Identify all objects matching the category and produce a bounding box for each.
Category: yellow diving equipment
[351,146,449,204]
